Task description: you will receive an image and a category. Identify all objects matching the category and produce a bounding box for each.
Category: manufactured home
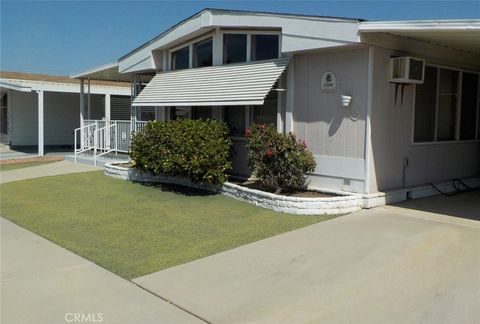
[0,72,131,155]
[72,9,480,197]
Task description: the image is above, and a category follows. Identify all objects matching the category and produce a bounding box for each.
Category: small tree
[246,123,316,193]
[130,119,232,185]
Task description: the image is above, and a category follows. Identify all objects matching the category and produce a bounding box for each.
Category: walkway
[0,218,202,324]
[0,160,101,184]
[133,191,480,324]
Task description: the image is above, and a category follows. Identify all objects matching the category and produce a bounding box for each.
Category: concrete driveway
[134,191,480,324]
[0,218,202,324]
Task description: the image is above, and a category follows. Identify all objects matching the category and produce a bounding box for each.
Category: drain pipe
[402,157,409,188]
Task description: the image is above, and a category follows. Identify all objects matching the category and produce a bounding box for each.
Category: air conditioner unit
[390,56,425,84]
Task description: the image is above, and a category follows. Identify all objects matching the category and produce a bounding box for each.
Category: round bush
[130,119,232,185]
[246,123,316,193]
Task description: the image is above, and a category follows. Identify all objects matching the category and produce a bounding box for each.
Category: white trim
[0,81,32,92]
[105,94,111,120]
[134,101,264,107]
[359,20,480,32]
[364,46,374,194]
[70,61,118,79]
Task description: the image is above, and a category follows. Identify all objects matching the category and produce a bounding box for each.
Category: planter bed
[105,161,362,216]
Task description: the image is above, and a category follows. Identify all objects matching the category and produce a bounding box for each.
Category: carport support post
[105,93,111,150]
[37,90,44,156]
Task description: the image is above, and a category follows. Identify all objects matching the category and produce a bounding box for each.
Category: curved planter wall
[105,162,362,216]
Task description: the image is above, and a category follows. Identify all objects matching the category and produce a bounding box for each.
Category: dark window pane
[172,46,189,70]
[193,38,212,68]
[252,89,277,126]
[192,107,212,120]
[170,107,190,120]
[460,73,479,140]
[414,66,437,142]
[224,106,246,136]
[140,107,155,121]
[437,69,458,141]
[251,35,279,61]
[223,34,247,64]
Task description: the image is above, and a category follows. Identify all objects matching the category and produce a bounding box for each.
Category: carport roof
[359,20,480,55]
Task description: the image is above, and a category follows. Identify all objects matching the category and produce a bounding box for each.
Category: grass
[0,161,57,171]
[1,171,334,279]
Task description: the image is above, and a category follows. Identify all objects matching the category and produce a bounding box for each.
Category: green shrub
[246,123,316,193]
[130,119,232,185]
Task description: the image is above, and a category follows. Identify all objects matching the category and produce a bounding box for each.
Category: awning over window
[132,58,290,107]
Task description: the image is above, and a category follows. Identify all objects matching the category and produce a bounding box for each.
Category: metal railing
[75,120,148,165]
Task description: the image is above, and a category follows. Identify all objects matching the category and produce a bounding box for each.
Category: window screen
[437,69,458,141]
[460,72,479,140]
[224,106,246,136]
[193,38,212,68]
[192,107,212,120]
[251,90,277,126]
[172,46,189,70]
[414,66,437,142]
[251,35,279,61]
[223,34,247,64]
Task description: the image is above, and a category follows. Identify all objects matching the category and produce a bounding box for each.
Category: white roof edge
[0,81,32,92]
[70,61,119,79]
[359,19,480,32]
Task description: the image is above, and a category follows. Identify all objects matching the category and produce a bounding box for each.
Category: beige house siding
[292,47,369,192]
[369,46,480,192]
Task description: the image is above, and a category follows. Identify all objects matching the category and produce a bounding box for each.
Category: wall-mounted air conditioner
[390,56,425,84]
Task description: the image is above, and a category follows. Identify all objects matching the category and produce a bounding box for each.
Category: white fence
[74,120,147,166]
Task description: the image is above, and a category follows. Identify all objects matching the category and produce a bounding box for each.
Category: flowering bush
[130,119,232,185]
[246,123,316,193]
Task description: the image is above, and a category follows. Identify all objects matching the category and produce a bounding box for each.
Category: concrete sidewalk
[0,218,202,324]
[134,191,480,324]
[0,160,101,184]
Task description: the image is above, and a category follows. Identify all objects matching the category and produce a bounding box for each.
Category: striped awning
[132,58,290,107]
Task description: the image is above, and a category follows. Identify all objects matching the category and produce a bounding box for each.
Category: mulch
[0,156,64,165]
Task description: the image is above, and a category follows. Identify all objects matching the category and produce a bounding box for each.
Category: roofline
[0,81,32,92]
[359,19,480,32]
[118,8,364,61]
[70,61,118,79]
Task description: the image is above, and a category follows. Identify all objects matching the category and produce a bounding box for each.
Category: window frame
[168,33,214,70]
[220,29,282,64]
[411,63,480,145]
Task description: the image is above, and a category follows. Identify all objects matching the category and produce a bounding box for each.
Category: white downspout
[37,90,44,156]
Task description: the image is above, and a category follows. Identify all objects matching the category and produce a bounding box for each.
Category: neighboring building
[73,8,480,195]
[0,72,130,155]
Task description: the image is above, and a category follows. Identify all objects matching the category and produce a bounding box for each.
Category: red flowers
[301,140,307,149]
[260,124,267,129]
[245,128,251,136]
[264,150,273,158]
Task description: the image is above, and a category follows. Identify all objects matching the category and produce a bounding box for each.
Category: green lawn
[0,161,57,171]
[1,171,334,279]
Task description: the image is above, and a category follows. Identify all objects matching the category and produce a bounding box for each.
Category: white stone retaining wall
[104,161,362,215]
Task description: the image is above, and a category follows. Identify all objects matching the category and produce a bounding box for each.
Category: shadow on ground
[393,190,480,221]
[140,182,219,197]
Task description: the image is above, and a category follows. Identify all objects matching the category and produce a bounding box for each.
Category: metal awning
[132,58,290,107]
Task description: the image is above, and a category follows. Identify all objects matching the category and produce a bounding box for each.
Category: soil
[230,180,338,198]
[0,156,64,165]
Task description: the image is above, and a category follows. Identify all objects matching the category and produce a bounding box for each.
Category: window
[172,46,189,70]
[437,69,458,141]
[251,35,279,61]
[414,64,480,143]
[193,38,212,68]
[0,93,7,136]
[460,73,479,140]
[251,89,277,126]
[140,107,155,121]
[224,106,246,136]
[192,107,212,120]
[223,34,247,64]
[414,66,437,142]
[170,107,190,120]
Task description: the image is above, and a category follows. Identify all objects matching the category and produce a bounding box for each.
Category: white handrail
[93,122,117,167]
[74,123,97,163]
